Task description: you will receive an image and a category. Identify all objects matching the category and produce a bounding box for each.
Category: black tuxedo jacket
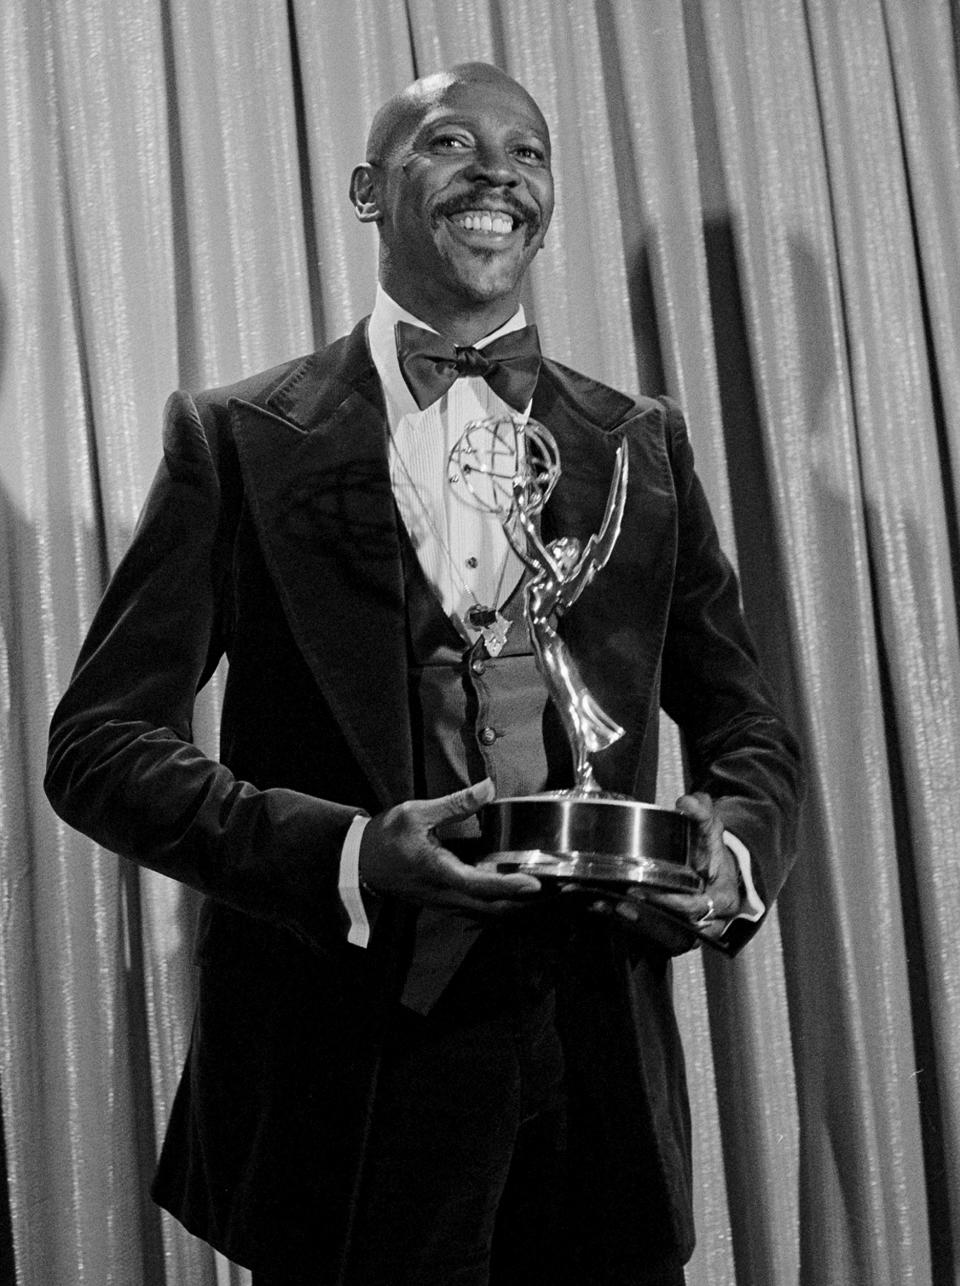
[45,319,802,1278]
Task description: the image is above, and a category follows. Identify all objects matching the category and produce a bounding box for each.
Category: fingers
[427,844,541,902]
[643,860,742,939]
[586,894,699,956]
[645,873,738,924]
[675,790,713,823]
[676,790,724,879]
[613,790,737,936]
[415,778,496,828]
[402,779,542,900]
[359,781,540,911]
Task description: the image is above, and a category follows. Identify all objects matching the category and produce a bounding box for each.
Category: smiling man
[45,62,802,1286]
[351,65,554,341]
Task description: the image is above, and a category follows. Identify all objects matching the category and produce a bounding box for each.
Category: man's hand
[359,779,542,915]
[592,792,744,949]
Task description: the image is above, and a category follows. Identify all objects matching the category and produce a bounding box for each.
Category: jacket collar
[267,319,381,428]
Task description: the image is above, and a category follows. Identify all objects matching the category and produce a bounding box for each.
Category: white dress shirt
[370,284,530,633]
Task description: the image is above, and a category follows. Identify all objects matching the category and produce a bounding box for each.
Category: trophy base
[478,793,702,894]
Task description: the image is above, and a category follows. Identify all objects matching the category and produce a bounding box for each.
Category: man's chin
[442,254,531,306]
[430,225,533,289]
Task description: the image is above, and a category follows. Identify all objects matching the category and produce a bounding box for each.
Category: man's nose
[464,142,520,185]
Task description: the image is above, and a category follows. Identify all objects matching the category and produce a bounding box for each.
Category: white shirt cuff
[339,814,372,948]
[722,829,765,924]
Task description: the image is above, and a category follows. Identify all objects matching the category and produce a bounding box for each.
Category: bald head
[365,63,549,164]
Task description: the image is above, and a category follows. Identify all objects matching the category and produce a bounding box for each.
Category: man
[45,62,801,1286]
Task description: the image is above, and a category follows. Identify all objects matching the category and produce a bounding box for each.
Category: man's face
[362,76,554,324]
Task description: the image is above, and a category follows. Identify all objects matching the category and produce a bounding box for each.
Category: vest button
[471,658,486,676]
[478,726,497,745]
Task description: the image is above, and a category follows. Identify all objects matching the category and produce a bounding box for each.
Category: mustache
[433,191,540,236]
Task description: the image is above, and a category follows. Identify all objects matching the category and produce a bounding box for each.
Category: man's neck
[368,285,527,422]
[377,279,521,346]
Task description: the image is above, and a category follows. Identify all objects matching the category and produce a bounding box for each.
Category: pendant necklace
[465,601,511,657]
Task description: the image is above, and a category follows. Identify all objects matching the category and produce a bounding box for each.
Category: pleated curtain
[1,1,958,1283]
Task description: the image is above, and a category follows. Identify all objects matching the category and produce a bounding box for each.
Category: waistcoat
[399,531,568,1011]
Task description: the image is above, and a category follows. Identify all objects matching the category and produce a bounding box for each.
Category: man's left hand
[592,792,743,949]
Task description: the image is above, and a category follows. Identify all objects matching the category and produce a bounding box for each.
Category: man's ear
[350,164,382,223]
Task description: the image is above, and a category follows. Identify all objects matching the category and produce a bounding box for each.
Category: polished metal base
[478,792,702,893]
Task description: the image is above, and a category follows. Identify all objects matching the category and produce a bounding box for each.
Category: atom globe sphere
[448,415,560,520]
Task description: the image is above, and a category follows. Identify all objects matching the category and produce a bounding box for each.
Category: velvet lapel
[228,322,415,810]
[532,359,674,570]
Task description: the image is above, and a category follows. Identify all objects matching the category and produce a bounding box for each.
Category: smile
[448,209,517,236]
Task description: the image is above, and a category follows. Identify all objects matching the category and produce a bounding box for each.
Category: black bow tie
[395,320,541,412]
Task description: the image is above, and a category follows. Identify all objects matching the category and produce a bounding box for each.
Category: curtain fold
[2,2,957,1282]
[1,3,156,1282]
[687,2,943,1281]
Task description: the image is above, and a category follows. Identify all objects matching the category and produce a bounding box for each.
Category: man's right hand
[358,779,542,915]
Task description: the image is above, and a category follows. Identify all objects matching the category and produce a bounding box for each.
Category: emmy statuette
[448,416,702,894]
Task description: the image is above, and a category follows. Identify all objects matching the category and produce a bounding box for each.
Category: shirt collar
[367,284,528,421]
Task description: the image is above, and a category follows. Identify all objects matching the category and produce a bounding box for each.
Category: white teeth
[453,211,514,235]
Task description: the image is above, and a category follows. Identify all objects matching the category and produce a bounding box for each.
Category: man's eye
[431,135,469,150]
[514,145,546,164]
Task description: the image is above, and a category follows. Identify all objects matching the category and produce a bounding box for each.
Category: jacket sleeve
[44,390,362,953]
[658,397,803,951]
